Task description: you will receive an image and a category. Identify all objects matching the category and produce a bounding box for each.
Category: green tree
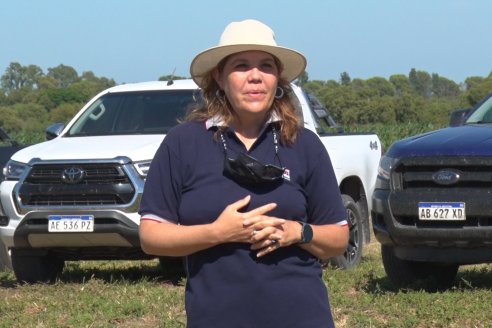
[68,80,110,102]
[295,71,309,87]
[464,76,492,106]
[37,76,58,90]
[389,74,411,96]
[1,62,43,93]
[365,77,395,97]
[47,64,79,88]
[318,85,360,124]
[0,103,48,133]
[81,71,115,88]
[49,102,83,124]
[431,74,460,97]
[464,76,484,91]
[409,69,432,97]
[340,72,351,86]
[394,94,421,123]
[303,80,327,95]
[158,74,187,82]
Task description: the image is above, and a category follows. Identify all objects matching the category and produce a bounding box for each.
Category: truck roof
[105,79,199,93]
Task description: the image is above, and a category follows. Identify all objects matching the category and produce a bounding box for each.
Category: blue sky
[1,0,491,85]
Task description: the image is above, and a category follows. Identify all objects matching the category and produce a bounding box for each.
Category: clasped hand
[213,195,300,257]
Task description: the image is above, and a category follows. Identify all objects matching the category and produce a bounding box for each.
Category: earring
[215,89,227,106]
[275,86,284,99]
[216,89,225,99]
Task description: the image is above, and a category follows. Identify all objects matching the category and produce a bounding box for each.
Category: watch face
[302,223,313,243]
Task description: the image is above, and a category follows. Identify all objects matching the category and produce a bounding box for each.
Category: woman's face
[214,50,279,120]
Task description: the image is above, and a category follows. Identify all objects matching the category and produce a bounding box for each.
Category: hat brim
[190,44,306,87]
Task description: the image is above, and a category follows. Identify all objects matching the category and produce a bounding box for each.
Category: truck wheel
[329,194,363,269]
[381,245,459,290]
[10,249,64,284]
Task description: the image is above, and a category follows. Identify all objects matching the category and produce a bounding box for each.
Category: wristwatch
[297,221,313,244]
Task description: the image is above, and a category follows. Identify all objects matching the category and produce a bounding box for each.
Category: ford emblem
[432,169,460,185]
[62,167,85,184]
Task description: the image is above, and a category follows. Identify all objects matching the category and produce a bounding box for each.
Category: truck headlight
[375,155,397,189]
[3,160,27,180]
[134,160,152,177]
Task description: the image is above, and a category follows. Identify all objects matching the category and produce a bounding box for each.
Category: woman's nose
[247,67,262,82]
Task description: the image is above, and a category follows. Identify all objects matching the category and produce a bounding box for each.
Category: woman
[139,19,349,328]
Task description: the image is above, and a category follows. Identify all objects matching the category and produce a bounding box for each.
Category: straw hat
[190,19,307,87]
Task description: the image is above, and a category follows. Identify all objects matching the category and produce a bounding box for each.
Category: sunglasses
[219,126,285,186]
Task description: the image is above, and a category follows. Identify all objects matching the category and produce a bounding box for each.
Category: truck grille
[19,163,135,206]
[26,165,128,184]
[392,156,492,190]
[389,156,492,227]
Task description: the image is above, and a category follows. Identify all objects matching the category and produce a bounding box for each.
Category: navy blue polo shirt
[139,120,346,328]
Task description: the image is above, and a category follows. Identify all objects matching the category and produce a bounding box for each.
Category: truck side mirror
[449,108,471,127]
[45,123,66,140]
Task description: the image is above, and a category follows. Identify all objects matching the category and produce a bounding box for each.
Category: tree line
[300,69,492,128]
[0,63,115,143]
[1,62,491,145]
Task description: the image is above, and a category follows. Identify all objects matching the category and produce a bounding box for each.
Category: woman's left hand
[248,219,301,257]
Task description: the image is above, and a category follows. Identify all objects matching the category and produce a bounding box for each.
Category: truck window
[67,90,199,136]
[305,93,341,134]
[466,95,492,124]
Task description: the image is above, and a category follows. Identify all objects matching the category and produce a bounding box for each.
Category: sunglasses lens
[224,153,284,185]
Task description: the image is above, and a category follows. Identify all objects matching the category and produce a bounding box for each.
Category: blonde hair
[186,60,302,145]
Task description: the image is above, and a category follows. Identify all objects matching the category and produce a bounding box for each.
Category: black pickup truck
[372,92,492,290]
[0,127,25,270]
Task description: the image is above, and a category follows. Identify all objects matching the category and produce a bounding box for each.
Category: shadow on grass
[0,260,186,288]
[362,264,492,294]
[60,260,186,285]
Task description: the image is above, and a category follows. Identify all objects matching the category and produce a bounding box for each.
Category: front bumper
[372,188,492,264]
[0,180,147,260]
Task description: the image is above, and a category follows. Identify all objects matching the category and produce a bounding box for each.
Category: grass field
[1,241,491,327]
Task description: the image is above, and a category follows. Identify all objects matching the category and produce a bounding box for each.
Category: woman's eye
[235,63,248,69]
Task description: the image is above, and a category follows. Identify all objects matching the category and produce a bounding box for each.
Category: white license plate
[48,215,94,232]
[418,202,465,221]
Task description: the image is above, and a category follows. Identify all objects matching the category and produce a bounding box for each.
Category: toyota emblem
[62,167,85,184]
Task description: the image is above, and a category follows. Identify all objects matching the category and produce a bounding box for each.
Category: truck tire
[11,249,64,284]
[381,245,459,290]
[329,194,363,269]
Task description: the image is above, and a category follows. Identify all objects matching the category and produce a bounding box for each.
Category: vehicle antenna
[167,68,176,86]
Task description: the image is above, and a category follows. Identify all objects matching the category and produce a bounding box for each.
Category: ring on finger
[270,239,277,245]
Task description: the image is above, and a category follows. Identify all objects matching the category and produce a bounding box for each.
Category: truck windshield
[67,90,200,136]
[465,94,492,124]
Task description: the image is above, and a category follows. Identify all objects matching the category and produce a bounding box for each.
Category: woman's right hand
[212,195,282,244]
[140,195,284,257]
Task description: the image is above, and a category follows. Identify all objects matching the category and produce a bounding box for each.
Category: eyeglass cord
[219,125,283,166]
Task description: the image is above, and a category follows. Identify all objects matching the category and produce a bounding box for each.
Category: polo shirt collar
[205,112,281,130]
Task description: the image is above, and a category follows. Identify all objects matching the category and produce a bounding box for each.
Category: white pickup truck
[0,79,381,282]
